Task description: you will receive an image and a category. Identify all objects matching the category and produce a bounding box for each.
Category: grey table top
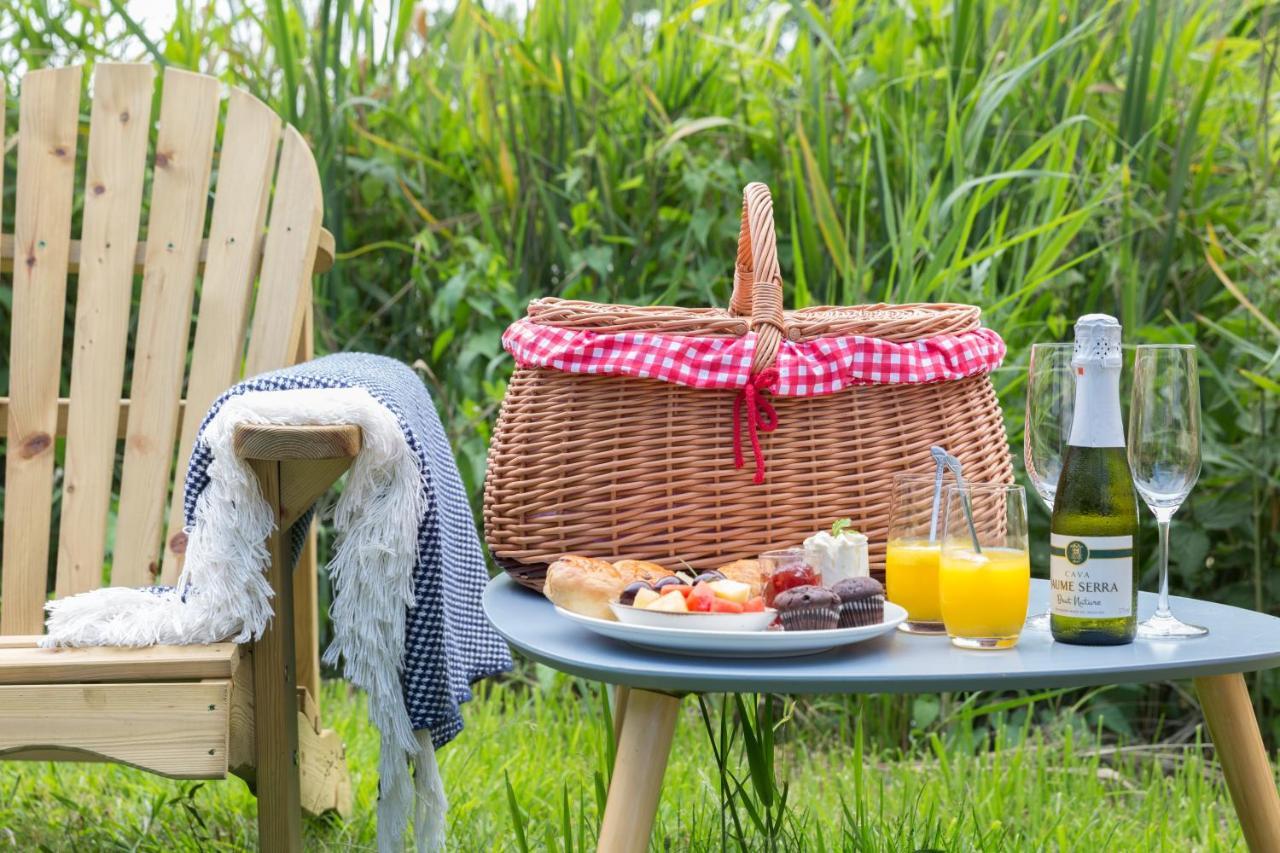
[483,575,1280,694]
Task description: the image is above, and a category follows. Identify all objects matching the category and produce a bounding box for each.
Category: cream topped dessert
[803,519,870,585]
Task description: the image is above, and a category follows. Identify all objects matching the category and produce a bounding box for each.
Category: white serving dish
[609,601,776,632]
[555,602,908,658]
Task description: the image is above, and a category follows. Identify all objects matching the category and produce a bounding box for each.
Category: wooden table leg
[1194,673,1280,852]
[612,685,631,747]
[597,689,680,853]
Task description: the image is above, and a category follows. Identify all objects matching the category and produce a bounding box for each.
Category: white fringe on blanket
[43,387,445,852]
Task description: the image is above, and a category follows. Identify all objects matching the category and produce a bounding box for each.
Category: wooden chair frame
[0,63,355,852]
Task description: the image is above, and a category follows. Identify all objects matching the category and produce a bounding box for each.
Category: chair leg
[299,718,354,817]
[597,689,680,853]
[291,304,323,713]
[250,459,304,853]
[1194,673,1280,852]
[293,519,322,711]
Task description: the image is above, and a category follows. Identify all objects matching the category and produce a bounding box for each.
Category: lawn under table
[484,575,1280,852]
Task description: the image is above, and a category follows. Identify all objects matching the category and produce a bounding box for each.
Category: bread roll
[612,560,674,585]
[543,555,623,620]
[716,559,766,594]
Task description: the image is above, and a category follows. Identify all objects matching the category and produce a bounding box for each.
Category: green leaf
[430,327,455,361]
[504,771,530,853]
[913,695,941,729]
[1239,369,1280,395]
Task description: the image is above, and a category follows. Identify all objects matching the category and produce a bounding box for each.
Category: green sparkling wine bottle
[1050,315,1140,646]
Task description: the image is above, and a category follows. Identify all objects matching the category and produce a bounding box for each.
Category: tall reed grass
[0,0,1277,735]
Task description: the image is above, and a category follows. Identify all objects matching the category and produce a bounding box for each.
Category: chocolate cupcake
[773,584,840,631]
[831,577,885,628]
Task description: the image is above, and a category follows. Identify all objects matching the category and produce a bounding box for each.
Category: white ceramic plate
[609,602,776,632]
[555,602,908,658]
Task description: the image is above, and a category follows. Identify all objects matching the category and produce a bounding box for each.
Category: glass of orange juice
[886,474,954,634]
[939,483,1031,650]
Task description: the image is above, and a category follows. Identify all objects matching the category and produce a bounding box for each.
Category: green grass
[0,0,1276,846]
[0,673,1251,850]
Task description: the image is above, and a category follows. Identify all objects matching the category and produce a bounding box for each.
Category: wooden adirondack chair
[0,64,363,851]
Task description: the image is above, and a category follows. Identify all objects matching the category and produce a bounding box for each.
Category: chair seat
[0,635,241,684]
[0,636,243,779]
[0,635,351,807]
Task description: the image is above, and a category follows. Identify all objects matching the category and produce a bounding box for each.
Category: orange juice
[938,547,1030,642]
[885,541,942,623]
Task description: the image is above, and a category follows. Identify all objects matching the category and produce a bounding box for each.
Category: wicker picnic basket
[484,183,1012,590]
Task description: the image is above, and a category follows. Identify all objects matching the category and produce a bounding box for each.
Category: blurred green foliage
[0,0,1277,735]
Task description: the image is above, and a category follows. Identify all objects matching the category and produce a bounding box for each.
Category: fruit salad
[617,570,768,614]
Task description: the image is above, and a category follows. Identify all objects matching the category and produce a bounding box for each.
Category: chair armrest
[233,424,362,461]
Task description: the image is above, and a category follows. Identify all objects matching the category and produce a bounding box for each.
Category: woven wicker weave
[484,183,1013,589]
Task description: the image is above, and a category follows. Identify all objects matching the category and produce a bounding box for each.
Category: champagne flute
[1128,344,1207,639]
[1023,343,1075,631]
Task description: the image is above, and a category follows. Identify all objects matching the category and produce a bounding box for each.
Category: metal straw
[931,445,983,554]
[928,447,947,542]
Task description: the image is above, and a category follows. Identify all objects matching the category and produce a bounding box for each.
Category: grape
[618,581,651,606]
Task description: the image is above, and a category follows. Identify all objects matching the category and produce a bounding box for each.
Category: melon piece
[708,579,752,603]
[632,588,661,609]
[647,591,689,612]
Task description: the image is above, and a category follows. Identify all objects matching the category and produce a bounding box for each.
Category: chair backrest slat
[0,64,325,635]
[56,63,156,597]
[158,89,282,584]
[0,67,84,634]
[112,68,221,588]
[244,127,324,376]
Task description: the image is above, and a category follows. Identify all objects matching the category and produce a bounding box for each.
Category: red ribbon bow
[732,367,780,485]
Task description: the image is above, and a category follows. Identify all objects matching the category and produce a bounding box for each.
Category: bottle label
[1049,533,1133,618]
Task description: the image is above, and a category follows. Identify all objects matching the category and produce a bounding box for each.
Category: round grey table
[484,576,1280,852]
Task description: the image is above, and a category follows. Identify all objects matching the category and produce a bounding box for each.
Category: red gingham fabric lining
[502,318,1006,397]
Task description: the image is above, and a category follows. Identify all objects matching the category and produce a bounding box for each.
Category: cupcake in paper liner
[773,585,840,631]
[832,577,885,628]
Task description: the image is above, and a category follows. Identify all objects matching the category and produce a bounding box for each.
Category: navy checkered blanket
[185,352,511,747]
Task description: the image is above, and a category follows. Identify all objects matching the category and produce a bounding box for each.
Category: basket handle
[729,183,785,373]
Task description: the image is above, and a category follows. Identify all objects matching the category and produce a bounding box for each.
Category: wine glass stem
[1155,518,1172,619]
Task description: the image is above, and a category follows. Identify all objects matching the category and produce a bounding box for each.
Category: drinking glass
[885,473,953,634]
[939,483,1031,650]
[758,548,820,608]
[1128,344,1207,639]
[1023,343,1075,632]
